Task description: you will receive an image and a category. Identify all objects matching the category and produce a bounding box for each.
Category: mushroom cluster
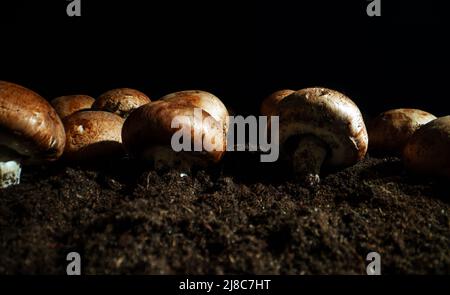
[368,107,450,181]
[1,79,449,189]
[1,83,152,188]
[54,87,151,165]
[403,116,450,180]
[369,108,436,155]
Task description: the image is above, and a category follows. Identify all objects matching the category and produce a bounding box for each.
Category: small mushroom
[92,88,151,118]
[403,116,450,180]
[369,108,436,155]
[51,95,95,119]
[63,111,125,162]
[270,87,368,186]
[161,90,229,134]
[260,89,294,116]
[0,81,65,188]
[122,93,227,171]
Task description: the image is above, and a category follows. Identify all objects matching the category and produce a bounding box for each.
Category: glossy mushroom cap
[369,108,436,155]
[279,88,368,166]
[63,111,125,162]
[122,99,226,170]
[161,90,229,134]
[51,95,95,119]
[403,116,450,180]
[273,87,368,185]
[0,81,66,163]
[260,89,294,116]
[92,88,151,118]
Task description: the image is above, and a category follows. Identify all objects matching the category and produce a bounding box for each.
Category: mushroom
[92,88,151,118]
[122,93,227,171]
[260,89,294,117]
[161,90,229,134]
[369,108,436,155]
[403,116,450,180]
[63,111,125,162]
[51,95,95,119]
[0,81,65,188]
[269,87,368,186]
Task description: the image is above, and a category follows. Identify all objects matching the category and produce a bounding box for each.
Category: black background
[1,275,450,294]
[1,0,448,116]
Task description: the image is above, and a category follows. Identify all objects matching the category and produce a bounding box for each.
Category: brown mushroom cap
[63,111,125,161]
[369,108,436,155]
[92,88,151,118]
[51,95,95,119]
[403,116,450,180]
[277,87,368,168]
[0,81,65,163]
[122,99,226,168]
[260,89,294,116]
[161,90,229,134]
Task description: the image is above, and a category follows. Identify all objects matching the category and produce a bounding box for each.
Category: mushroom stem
[292,136,328,187]
[0,146,22,188]
[0,160,22,188]
[143,146,192,174]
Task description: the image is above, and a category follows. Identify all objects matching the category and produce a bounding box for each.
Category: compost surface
[1,155,449,274]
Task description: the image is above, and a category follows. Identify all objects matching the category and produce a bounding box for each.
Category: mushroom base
[141,146,210,174]
[0,160,22,188]
[291,136,328,187]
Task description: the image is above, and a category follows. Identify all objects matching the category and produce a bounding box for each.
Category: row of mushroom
[1,80,449,189]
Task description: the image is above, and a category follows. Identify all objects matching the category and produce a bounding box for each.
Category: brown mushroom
[51,95,95,119]
[63,111,125,162]
[92,88,151,118]
[403,116,450,180]
[267,87,368,186]
[0,81,65,188]
[122,92,228,171]
[369,108,436,155]
[161,90,229,134]
[260,89,294,117]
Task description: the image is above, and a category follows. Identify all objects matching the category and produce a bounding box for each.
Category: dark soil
[0,154,449,274]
